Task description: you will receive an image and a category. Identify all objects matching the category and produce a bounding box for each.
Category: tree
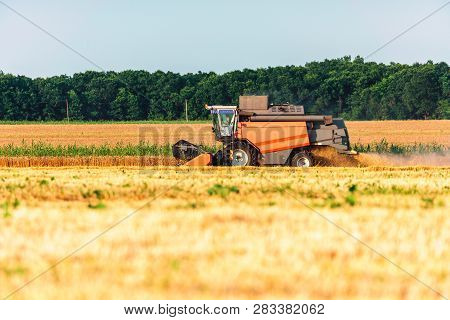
[111,88,139,120]
[0,58,448,121]
[67,90,83,120]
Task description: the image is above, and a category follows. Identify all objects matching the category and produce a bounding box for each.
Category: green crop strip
[0,140,445,157]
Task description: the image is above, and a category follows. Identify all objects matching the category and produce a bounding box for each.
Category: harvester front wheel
[290,152,313,167]
[225,142,257,166]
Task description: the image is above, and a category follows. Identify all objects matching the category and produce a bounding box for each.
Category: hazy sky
[1,0,449,78]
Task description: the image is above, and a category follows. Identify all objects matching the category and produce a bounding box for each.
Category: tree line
[0,56,448,121]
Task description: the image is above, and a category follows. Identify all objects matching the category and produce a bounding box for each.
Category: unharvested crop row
[0,141,445,158]
[352,139,446,154]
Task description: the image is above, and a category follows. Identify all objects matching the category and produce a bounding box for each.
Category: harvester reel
[172,140,202,161]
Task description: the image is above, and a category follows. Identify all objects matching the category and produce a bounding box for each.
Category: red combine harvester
[173,96,357,167]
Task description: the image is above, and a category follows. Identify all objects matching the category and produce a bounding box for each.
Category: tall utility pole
[65,98,70,122]
[185,99,189,122]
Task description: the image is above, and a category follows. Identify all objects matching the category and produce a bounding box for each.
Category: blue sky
[0,0,449,78]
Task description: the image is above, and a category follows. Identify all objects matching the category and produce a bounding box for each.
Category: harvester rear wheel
[290,152,313,167]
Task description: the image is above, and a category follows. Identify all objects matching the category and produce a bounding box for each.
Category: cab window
[220,112,233,126]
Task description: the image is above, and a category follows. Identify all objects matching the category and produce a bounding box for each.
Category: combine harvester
[173,96,357,167]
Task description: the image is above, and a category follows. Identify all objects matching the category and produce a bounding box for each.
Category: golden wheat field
[1,166,449,299]
[0,120,449,146]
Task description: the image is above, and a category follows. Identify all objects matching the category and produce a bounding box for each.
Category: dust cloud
[358,152,450,167]
[311,147,450,167]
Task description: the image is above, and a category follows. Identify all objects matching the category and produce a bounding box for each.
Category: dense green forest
[0,57,448,121]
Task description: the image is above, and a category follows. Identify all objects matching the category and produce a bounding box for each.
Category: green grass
[0,141,218,157]
[352,139,446,154]
[207,184,240,198]
[0,141,173,157]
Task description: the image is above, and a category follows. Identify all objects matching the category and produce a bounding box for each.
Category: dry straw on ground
[0,156,179,167]
[1,166,449,299]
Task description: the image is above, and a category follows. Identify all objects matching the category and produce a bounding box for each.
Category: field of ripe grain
[347,120,450,146]
[0,123,215,146]
[1,166,449,299]
[0,120,448,146]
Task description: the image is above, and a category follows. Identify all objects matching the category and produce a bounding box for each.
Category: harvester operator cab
[207,105,238,140]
